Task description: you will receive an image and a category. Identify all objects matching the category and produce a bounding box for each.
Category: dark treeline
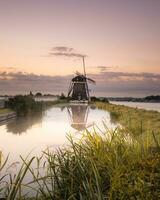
[144,95,160,101]
[108,95,160,102]
[90,96,109,103]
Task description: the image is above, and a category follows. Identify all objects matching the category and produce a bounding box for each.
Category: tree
[29,91,33,96]
[59,93,66,100]
[35,92,42,97]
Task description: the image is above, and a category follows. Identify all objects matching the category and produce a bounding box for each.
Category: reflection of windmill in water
[68,57,95,103]
[67,105,93,131]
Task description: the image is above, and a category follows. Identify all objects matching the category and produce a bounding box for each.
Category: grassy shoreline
[0,109,16,123]
[0,102,160,199]
[0,108,13,115]
[96,102,160,142]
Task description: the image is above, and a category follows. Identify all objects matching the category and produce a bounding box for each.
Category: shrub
[6,95,42,115]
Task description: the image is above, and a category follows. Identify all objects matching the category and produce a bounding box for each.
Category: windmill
[68,57,95,102]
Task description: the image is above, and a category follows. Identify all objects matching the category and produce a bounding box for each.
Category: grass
[96,102,160,143]
[0,108,13,115]
[0,129,160,199]
[0,102,160,199]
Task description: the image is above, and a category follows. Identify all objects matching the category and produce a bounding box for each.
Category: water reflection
[3,105,93,135]
[67,104,93,131]
[6,112,43,134]
[0,104,115,168]
[0,104,112,136]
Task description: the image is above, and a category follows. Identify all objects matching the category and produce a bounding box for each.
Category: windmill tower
[68,57,95,103]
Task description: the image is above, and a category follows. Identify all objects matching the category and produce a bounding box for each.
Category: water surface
[0,104,115,165]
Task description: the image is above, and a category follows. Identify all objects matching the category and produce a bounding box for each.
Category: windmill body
[68,58,95,103]
[68,75,89,101]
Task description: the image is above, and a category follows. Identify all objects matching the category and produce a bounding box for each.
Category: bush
[59,93,66,100]
[6,95,42,115]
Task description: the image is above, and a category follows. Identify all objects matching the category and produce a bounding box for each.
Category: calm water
[0,104,115,166]
[110,101,160,112]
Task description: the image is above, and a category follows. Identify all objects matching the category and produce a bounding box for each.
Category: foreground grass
[0,129,160,199]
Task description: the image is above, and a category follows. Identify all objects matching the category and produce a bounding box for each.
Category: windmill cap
[72,75,86,82]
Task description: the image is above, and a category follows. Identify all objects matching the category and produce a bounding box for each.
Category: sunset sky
[0,0,160,96]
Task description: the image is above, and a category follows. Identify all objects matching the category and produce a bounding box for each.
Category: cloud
[88,71,160,96]
[89,65,118,73]
[0,66,16,72]
[0,70,160,97]
[49,46,87,58]
[51,46,74,52]
[90,71,160,85]
[96,66,111,72]
[0,71,72,94]
[49,52,87,58]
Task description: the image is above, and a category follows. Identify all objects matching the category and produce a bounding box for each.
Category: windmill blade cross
[68,83,73,96]
[86,77,96,84]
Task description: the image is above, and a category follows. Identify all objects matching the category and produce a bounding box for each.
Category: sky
[0,0,160,97]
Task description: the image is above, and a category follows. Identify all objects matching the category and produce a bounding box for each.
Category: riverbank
[0,108,12,114]
[96,102,160,139]
[0,109,16,122]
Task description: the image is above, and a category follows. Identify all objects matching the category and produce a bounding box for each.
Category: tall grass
[33,130,160,200]
[1,127,160,199]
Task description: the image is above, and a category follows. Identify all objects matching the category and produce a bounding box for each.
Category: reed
[32,129,160,200]
[1,127,160,199]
